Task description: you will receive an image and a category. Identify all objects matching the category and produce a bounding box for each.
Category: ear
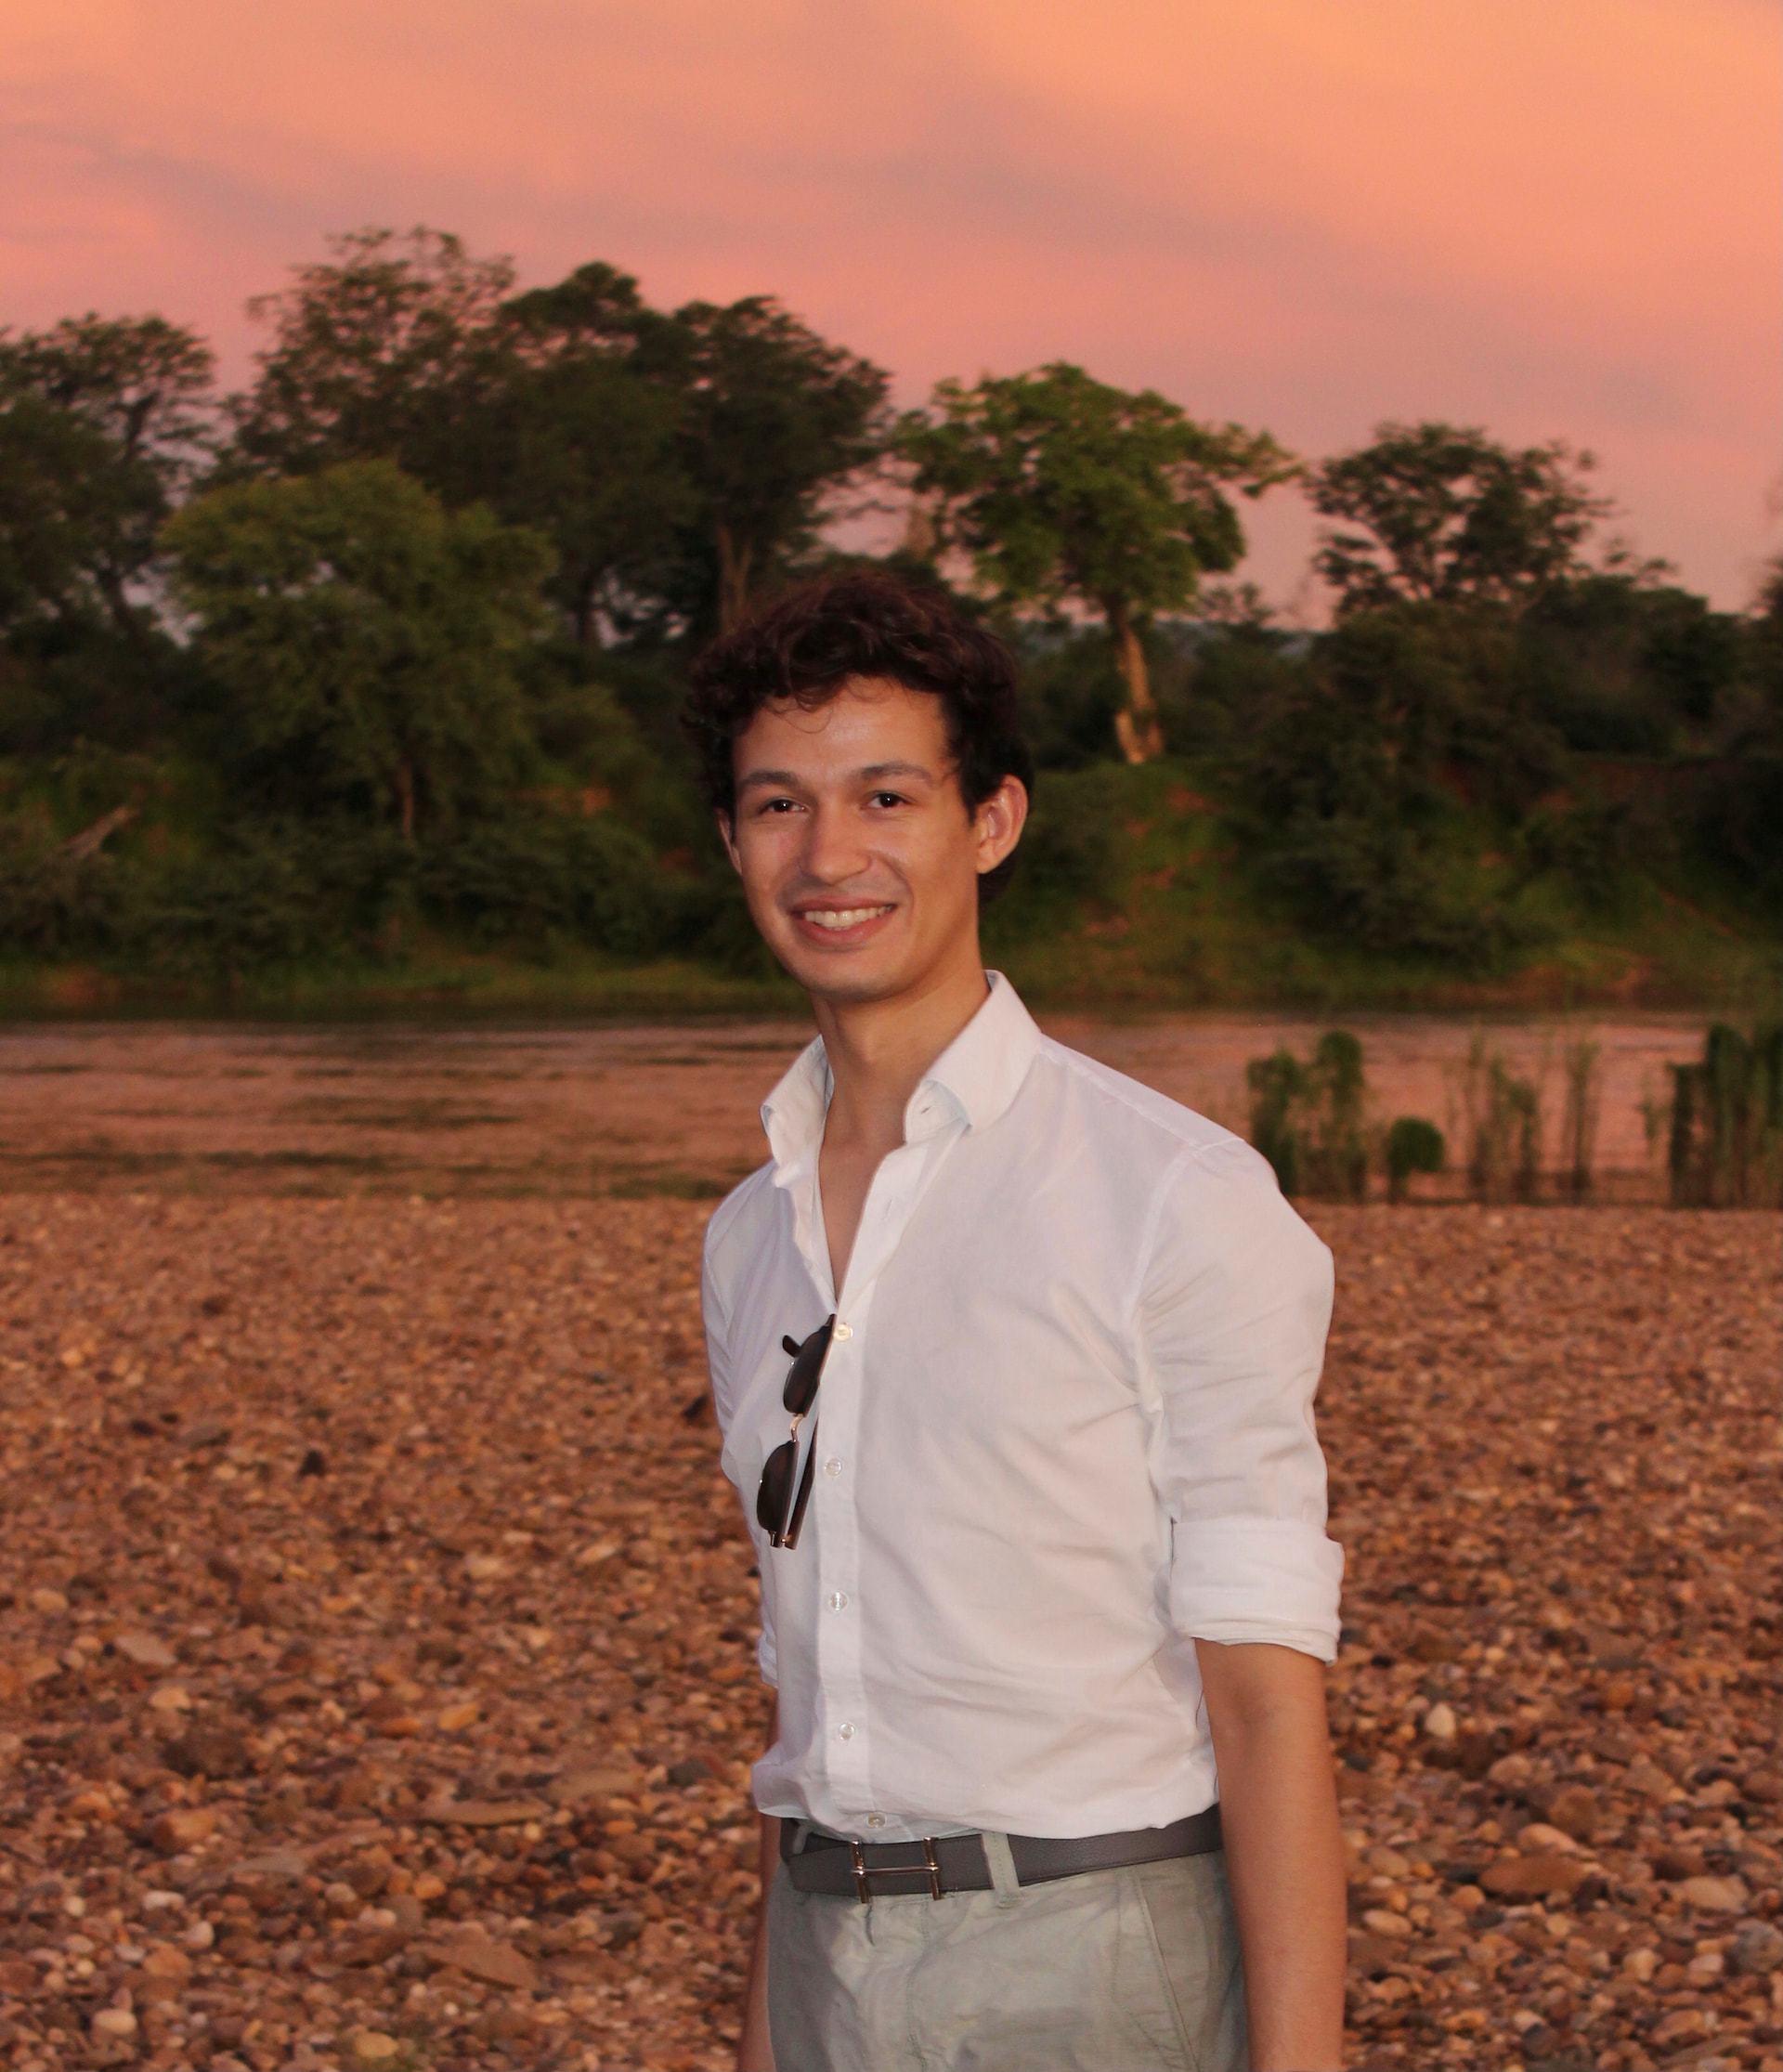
[972,775,1029,879]
[717,809,742,875]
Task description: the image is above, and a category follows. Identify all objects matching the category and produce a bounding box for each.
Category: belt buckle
[848,1837,945,1904]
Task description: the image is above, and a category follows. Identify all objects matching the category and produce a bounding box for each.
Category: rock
[1653,1845,1708,1881]
[1422,1702,1457,1743]
[418,1797,549,1827]
[1652,2007,1708,2047]
[549,1949,611,1985]
[114,1631,177,1669]
[141,1943,193,1982]
[147,1683,192,1712]
[547,1766,634,1807]
[1545,1783,1600,1841]
[229,1846,309,1879]
[341,1926,410,1967]
[1675,1873,1749,1913]
[163,1724,250,1779]
[1741,1768,1782,1803]
[350,2033,402,2067]
[90,2007,137,2039]
[435,1701,478,1732]
[0,1957,37,1993]
[1515,1821,1579,1855]
[1729,1922,1783,1975]
[1361,1908,1413,1937]
[1486,1753,1532,1790]
[429,1927,537,1989]
[1347,1930,1407,1974]
[150,1805,217,1853]
[1480,1854,1587,1899]
[29,1587,68,1613]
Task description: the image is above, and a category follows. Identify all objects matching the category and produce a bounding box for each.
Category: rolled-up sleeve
[1135,1140,1344,1662]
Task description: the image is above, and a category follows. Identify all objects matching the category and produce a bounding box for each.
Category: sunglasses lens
[783,1316,835,1414]
[757,1440,795,1538]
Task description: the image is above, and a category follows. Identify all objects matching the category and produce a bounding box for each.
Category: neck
[811,939,990,1156]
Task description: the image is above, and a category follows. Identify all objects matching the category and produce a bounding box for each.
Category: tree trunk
[96,567,151,651]
[395,756,417,844]
[716,522,753,632]
[1106,600,1163,764]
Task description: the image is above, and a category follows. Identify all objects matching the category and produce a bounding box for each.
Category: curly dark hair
[682,571,1035,901]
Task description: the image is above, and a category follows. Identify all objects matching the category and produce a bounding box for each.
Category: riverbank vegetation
[1,229,1776,1014]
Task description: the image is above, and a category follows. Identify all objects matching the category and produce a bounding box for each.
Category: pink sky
[4,0,1777,612]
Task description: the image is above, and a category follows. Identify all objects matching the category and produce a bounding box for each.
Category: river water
[0,1012,1713,1201]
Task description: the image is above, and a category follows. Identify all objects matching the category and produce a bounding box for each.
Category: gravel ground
[0,1195,1776,2071]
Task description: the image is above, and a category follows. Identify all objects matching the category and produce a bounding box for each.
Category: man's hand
[1196,1639,1347,2071]
[736,1701,778,2072]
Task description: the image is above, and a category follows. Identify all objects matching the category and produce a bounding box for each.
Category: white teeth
[802,906,891,931]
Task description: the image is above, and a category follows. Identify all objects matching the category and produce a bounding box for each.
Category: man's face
[722,677,1026,1007]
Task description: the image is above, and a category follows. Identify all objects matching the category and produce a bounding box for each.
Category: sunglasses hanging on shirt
[757,1315,835,1550]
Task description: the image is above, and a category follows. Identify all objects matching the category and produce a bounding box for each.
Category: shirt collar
[761,971,1041,1180]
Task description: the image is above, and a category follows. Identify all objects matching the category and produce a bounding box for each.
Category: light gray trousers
[766,1843,1249,2072]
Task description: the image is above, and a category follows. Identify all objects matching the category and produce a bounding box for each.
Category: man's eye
[760,798,801,815]
[866,791,908,809]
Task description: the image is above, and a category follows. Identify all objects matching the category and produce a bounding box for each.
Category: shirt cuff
[1169,1517,1345,1662]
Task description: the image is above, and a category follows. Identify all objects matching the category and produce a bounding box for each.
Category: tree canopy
[0,315,214,637]
[163,460,553,839]
[1310,421,1610,617]
[900,363,1292,760]
[648,296,891,632]
[228,228,514,485]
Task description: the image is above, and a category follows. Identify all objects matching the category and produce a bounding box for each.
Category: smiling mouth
[794,905,895,933]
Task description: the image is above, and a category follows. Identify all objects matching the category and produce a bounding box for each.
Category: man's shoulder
[702,1159,782,1283]
[1031,1036,1267,1179]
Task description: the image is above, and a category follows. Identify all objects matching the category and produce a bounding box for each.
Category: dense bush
[413,811,677,960]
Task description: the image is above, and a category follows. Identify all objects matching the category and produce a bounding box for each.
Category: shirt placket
[809,1114,954,1823]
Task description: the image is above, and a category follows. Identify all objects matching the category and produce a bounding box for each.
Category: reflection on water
[0,1013,1712,1200]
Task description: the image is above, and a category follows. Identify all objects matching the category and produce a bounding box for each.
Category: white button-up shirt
[701,975,1343,1844]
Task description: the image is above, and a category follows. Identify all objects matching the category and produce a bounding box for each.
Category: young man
[686,574,1347,2072]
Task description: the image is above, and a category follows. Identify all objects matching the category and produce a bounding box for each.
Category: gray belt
[781,1805,1221,1904]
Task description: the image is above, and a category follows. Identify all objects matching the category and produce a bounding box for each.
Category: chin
[764,927,909,1000]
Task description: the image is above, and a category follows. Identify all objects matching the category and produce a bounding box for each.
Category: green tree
[0,315,215,637]
[900,364,1292,762]
[484,264,692,646]
[163,460,552,839]
[646,297,890,631]
[1310,421,1609,617]
[228,228,514,483]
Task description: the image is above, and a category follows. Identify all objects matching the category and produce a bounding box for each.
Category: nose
[800,798,873,886]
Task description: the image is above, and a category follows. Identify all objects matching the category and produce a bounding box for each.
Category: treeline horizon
[0,227,1777,999]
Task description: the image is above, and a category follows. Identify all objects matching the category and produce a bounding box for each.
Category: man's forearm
[737,1813,779,2071]
[1197,1639,1347,2071]
[736,1696,780,2072]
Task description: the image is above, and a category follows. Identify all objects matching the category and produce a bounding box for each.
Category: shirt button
[866,1815,886,1829]
[832,1321,852,1341]
[837,1722,855,1741]
[825,1457,843,1477]
[826,1591,849,1611]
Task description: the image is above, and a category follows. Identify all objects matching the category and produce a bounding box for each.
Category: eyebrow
[735,760,940,793]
